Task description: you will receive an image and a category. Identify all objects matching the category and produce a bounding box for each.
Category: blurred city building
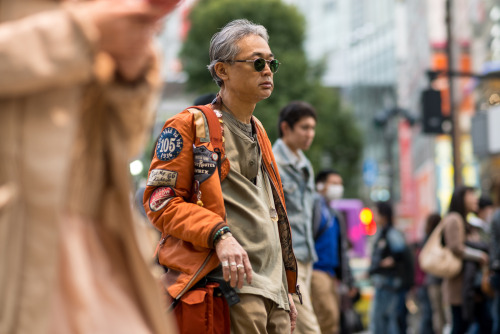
[282,0,423,238]
[283,0,500,242]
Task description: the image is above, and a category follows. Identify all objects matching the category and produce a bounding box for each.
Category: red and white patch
[149,187,175,212]
[211,153,218,161]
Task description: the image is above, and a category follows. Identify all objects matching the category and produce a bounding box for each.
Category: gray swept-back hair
[207,19,269,87]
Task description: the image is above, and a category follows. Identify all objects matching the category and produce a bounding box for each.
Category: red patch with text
[149,187,175,212]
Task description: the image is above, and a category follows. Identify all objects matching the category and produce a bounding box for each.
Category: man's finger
[236,264,245,289]
[229,261,238,287]
[288,293,297,333]
[243,255,253,284]
[147,0,182,17]
[221,259,230,282]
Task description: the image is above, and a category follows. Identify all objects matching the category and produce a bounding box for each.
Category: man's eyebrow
[250,51,274,58]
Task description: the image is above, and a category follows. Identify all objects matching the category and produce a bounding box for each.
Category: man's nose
[261,62,272,76]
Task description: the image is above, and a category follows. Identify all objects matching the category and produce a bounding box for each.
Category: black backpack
[371,227,415,290]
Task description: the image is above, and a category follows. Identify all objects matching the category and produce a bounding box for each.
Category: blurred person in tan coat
[0,0,181,333]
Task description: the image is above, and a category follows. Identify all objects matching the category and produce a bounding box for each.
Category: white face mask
[326,184,344,201]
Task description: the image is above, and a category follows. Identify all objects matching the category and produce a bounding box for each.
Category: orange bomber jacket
[144,104,299,300]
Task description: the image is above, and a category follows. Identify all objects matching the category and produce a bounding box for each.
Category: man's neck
[219,89,255,124]
[282,138,300,158]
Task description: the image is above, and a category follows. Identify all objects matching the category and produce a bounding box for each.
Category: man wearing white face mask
[310,169,355,334]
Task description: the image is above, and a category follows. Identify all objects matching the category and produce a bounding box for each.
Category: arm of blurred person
[0,0,180,98]
[337,210,356,288]
[443,213,488,264]
[491,210,500,271]
[380,256,395,268]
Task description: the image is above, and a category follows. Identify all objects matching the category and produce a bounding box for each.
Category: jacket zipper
[168,251,214,311]
[153,234,170,259]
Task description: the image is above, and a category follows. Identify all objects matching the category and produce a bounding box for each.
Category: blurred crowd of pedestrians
[412,187,500,334]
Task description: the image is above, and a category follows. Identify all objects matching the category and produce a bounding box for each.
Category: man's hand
[215,236,252,289]
[480,252,490,266]
[83,0,182,82]
[288,293,297,333]
[348,286,359,299]
[380,256,395,268]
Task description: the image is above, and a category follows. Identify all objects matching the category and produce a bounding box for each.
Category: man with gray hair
[144,19,300,333]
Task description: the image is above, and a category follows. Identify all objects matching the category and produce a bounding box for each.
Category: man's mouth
[260,81,273,88]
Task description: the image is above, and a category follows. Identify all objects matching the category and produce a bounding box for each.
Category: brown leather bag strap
[190,105,223,148]
[188,104,229,182]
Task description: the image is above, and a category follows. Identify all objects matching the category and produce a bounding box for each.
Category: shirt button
[249,160,255,166]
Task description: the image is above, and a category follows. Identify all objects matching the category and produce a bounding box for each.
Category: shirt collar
[275,138,307,169]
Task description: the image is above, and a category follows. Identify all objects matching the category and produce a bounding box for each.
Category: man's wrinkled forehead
[248,51,275,59]
[235,35,273,58]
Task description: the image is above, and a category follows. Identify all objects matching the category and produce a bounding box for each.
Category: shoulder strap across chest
[187,105,229,182]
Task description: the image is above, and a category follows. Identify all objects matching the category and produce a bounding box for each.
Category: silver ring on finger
[230,262,237,267]
[237,264,244,270]
[221,261,229,267]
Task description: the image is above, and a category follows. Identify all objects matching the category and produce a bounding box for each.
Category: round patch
[149,187,176,212]
[156,127,183,161]
[211,153,218,161]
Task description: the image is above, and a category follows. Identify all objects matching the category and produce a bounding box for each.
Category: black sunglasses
[233,58,280,73]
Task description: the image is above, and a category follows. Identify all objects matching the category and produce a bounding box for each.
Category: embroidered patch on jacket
[147,169,178,187]
[149,187,176,212]
[156,127,183,161]
[193,145,217,183]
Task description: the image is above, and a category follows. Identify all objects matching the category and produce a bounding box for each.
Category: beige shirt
[216,110,289,310]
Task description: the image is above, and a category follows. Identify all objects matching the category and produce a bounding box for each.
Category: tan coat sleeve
[95,51,162,159]
[0,6,98,98]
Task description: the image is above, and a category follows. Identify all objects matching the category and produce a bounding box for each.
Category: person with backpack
[309,169,356,334]
[369,201,414,334]
[143,19,299,334]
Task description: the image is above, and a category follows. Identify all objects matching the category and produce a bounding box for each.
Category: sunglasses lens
[270,60,279,73]
[254,58,266,72]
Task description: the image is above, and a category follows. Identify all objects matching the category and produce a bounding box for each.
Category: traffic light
[359,208,377,235]
[421,89,445,134]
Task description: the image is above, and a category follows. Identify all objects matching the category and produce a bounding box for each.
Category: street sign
[362,159,378,186]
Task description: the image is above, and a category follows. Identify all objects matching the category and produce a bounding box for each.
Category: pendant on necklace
[270,208,278,222]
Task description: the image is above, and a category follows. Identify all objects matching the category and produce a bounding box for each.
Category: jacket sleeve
[144,112,226,249]
[337,212,354,288]
[98,51,161,158]
[0,5,98,98]
[443,213,465,257]
[490,209,500,270]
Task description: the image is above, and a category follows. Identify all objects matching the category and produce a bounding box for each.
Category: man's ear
[214,62,229,81]
[280,121,290,137]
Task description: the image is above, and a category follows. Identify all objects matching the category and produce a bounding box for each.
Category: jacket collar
[273,138,308,170]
